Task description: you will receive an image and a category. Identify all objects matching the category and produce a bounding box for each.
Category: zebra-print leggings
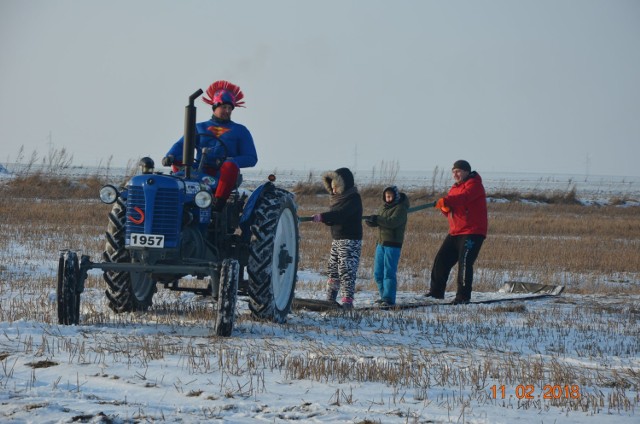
[326,239,362,302]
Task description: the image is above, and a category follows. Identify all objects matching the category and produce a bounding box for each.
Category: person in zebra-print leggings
[311,167,363,309]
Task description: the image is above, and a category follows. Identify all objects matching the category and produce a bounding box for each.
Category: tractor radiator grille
[126,186,181,247]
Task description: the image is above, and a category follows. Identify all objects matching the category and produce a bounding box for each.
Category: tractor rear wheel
[57,250,81,325]
[214,258,239,337]
[103,198,156,312]
[247,187,299,323]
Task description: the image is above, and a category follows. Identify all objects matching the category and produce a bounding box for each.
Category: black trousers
[429,234,485,300]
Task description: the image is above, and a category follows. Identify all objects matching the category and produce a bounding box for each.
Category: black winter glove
[161,155,174,167]
[364,215,379,227]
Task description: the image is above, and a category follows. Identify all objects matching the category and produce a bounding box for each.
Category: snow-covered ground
[1,266,638,423]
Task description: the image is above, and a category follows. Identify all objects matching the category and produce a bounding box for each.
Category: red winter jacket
[442,171,488,237]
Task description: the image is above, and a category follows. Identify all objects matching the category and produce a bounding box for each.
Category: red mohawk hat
[203,80,246,109]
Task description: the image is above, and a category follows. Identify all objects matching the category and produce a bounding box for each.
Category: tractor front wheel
[57,250,81,325]
[214,258,239,337]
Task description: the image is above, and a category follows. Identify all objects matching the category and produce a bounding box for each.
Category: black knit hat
[452,160,471,172]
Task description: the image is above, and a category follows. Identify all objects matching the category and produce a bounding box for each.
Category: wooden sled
[292,281,565,312]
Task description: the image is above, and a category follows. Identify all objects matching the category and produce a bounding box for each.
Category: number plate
[129,234,165,248]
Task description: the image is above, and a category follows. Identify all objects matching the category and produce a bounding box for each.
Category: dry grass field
[296,182,640,297]
[0,172,639,422]
[2,173,639,298]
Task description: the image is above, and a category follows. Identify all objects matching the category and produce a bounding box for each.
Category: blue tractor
[57,89,300,336]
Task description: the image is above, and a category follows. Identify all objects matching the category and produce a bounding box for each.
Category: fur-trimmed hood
[322,167,355,194]
[382,185,400,205]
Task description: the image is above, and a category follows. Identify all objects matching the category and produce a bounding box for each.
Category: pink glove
[312,214,323,223]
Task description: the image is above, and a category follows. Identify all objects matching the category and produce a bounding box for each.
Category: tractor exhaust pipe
[183,89,203,179]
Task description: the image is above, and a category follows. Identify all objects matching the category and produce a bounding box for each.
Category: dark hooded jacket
[375,186,409,247]
[319,168,363,240]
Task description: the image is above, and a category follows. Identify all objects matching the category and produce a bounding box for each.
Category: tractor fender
[239,181,274,240]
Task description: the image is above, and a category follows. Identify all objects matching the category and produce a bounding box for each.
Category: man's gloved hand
[365,215,379,227]
[435,198,451,213]
[312,214,323,223]
[161,155,174,167]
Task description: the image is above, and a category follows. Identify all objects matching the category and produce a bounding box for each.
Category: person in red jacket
[424,160,488,304]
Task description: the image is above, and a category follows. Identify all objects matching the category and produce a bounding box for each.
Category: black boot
[423,291,444,299]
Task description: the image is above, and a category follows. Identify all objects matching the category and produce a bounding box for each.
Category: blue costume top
[166,116,257,171]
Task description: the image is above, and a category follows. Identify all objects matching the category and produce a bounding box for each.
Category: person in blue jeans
[365,186,409,307]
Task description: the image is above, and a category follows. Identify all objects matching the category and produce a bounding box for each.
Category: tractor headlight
[99,185,119,204]
[194,190,213,208]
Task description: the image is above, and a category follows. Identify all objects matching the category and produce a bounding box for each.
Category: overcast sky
[1,0,639,177]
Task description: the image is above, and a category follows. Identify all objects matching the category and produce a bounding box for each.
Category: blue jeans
[373,244,401,304]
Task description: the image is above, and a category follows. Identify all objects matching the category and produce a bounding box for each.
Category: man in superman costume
[162,80,258,211]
